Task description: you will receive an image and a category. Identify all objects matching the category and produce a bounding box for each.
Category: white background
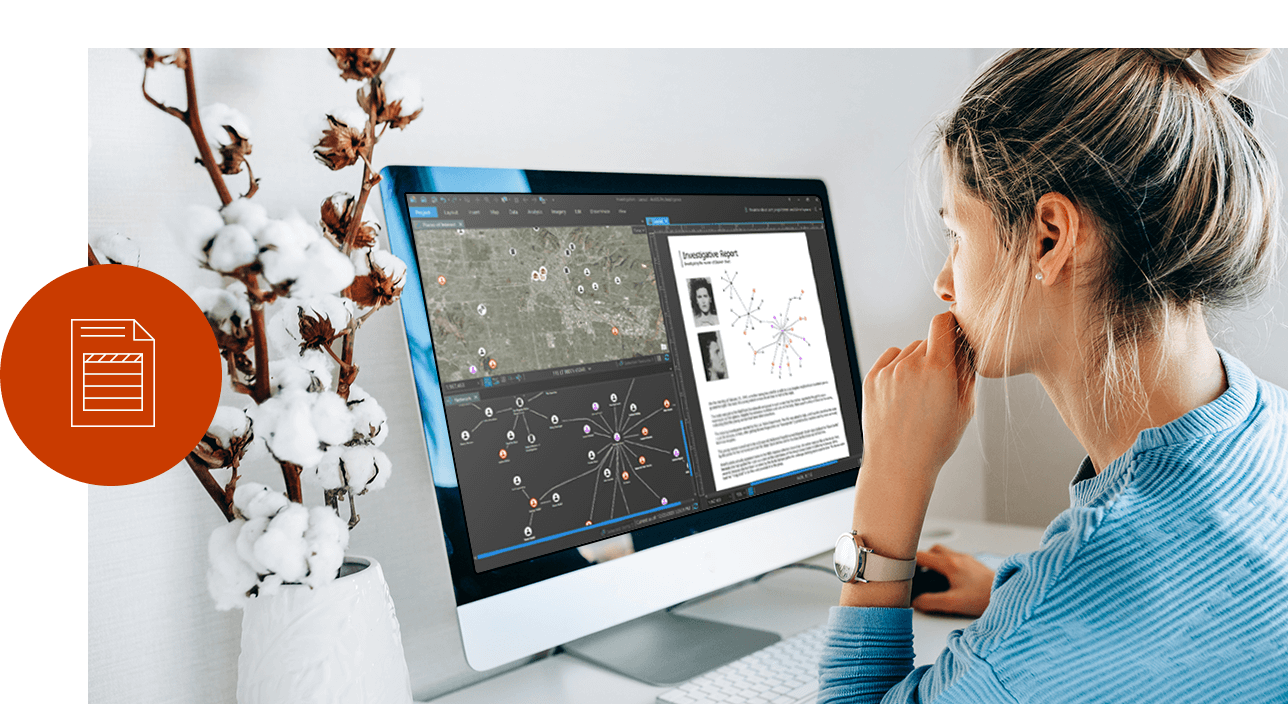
[2,17,1284,704]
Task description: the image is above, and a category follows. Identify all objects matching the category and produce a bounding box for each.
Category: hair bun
[1198,48,1271,84]
[1145,48,1271,84]
[1145,48,1197,64]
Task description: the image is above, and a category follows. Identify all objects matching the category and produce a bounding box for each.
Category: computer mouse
[910,565,949,598]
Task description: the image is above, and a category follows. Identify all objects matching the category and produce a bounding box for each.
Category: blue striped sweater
[818,350,1288,703]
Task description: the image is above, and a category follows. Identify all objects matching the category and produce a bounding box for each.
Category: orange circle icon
[638,456,645,465]
[529,497,538,508]
[622,471,630,480]
[499,449,508,460]
[663,399,671,409]
[437,275,446,286]
[1,265,222,486]
[488,358,497,370]
[641,427,649,436]
[586,520,593,526]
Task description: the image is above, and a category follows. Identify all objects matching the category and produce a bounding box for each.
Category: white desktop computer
[380,166,863,685]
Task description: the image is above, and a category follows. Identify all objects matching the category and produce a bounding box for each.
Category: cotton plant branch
[129,48,419,605]
[140,49,234,207]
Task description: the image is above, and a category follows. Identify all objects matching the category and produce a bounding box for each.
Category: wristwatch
[833,531,917,583]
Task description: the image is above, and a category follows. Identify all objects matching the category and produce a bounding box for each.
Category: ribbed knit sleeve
[817,350,1288,704]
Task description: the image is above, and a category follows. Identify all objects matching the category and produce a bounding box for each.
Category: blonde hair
[937,48,1282,416]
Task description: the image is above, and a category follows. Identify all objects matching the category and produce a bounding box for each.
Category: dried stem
[187,455,235,522]
[242,159,259,199]
[88,245,101,267]
[244,273,273,405]
[332,53,396,401]
[181,50,233,207]
[347,490,360,529]
[281,462,303,503]
[337,331,357,400]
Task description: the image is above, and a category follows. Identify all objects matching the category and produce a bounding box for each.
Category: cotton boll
[256,219,311,286]
[311,392,355,446]
[92,233,141,266]
[202,284,249,333]
[297,350,334,392]
[207,224,257,272]
[341,444,391,493]
[330,107,368,132]
[304,507,350,588]
[340,445,377,489]
[266,356,312,394]
[349,249,371,276]
[368,249,407,283]
[192,287,241,335]
[293,240,355,297]
[202,103,252,147]
[208,406,251,446]
[284,212,324,248]
[346,384,388,446]
[264,392,325,468]
[261,246,308,287]
[220,197,268,236]
[236,516,270,575]
[234,482,289,520]
[382,72,424,114]
[267,307,305,358]
[306,446,345,490]
[173,204,226,256]
[302,295,355,333]
[365,448,391,492]
[208,519,257,610]
[254,503,310,584]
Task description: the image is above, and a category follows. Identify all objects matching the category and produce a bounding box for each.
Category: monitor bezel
[379,165,864,610]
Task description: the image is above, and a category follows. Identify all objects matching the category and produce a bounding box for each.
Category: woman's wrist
[851,460,935,557]
[838,461,934,608]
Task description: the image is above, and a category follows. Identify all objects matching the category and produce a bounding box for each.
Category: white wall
[85,47,1288,703]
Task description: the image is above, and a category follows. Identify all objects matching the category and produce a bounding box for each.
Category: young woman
[690,278,720,327]
[819,49,1287,702]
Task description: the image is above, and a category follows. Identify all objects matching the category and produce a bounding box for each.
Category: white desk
[424,518,1046,703]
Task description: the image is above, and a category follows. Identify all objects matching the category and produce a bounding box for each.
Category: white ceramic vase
[237,556,413,704]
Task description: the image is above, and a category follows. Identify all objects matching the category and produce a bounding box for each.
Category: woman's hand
[911,544,994,618]
[861,310,977,486]
[839,312,978,608]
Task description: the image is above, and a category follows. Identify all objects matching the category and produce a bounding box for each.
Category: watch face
[834,534,857,582]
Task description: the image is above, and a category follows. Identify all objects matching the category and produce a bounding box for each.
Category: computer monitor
[379,166,864,681]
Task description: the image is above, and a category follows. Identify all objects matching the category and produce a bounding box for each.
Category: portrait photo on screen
[698,330,728,382]
[688,277,720,328]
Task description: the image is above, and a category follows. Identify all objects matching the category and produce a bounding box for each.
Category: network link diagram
[720,270,813,378]
[449,372,696,557]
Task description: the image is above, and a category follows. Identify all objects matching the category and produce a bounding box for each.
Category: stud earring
[1035,272,1044,281]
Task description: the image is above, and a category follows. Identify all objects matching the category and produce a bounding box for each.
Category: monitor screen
[380,167,864,670]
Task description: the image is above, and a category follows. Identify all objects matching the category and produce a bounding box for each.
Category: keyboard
[656,624,826,704]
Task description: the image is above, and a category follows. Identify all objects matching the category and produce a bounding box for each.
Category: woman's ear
[1033,193,1080,285]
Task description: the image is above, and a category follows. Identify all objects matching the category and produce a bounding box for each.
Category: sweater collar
[1069,348,1255,508]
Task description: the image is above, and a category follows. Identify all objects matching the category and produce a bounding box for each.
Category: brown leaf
[320,193,356,242]
[343,254,404,309]
[313,114,368,171]
[298,309,337,351]
[329,48,383,81]
[346,222,379,251]
[216,126,252,175]
[357,83,421,130]
[385,105,422,131]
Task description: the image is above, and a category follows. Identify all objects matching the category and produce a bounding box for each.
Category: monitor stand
[561,609,781,686]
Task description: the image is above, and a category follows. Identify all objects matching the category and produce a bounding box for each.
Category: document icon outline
[71,319,156,428]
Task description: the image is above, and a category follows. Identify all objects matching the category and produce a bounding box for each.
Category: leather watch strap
[861,550,917,582]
